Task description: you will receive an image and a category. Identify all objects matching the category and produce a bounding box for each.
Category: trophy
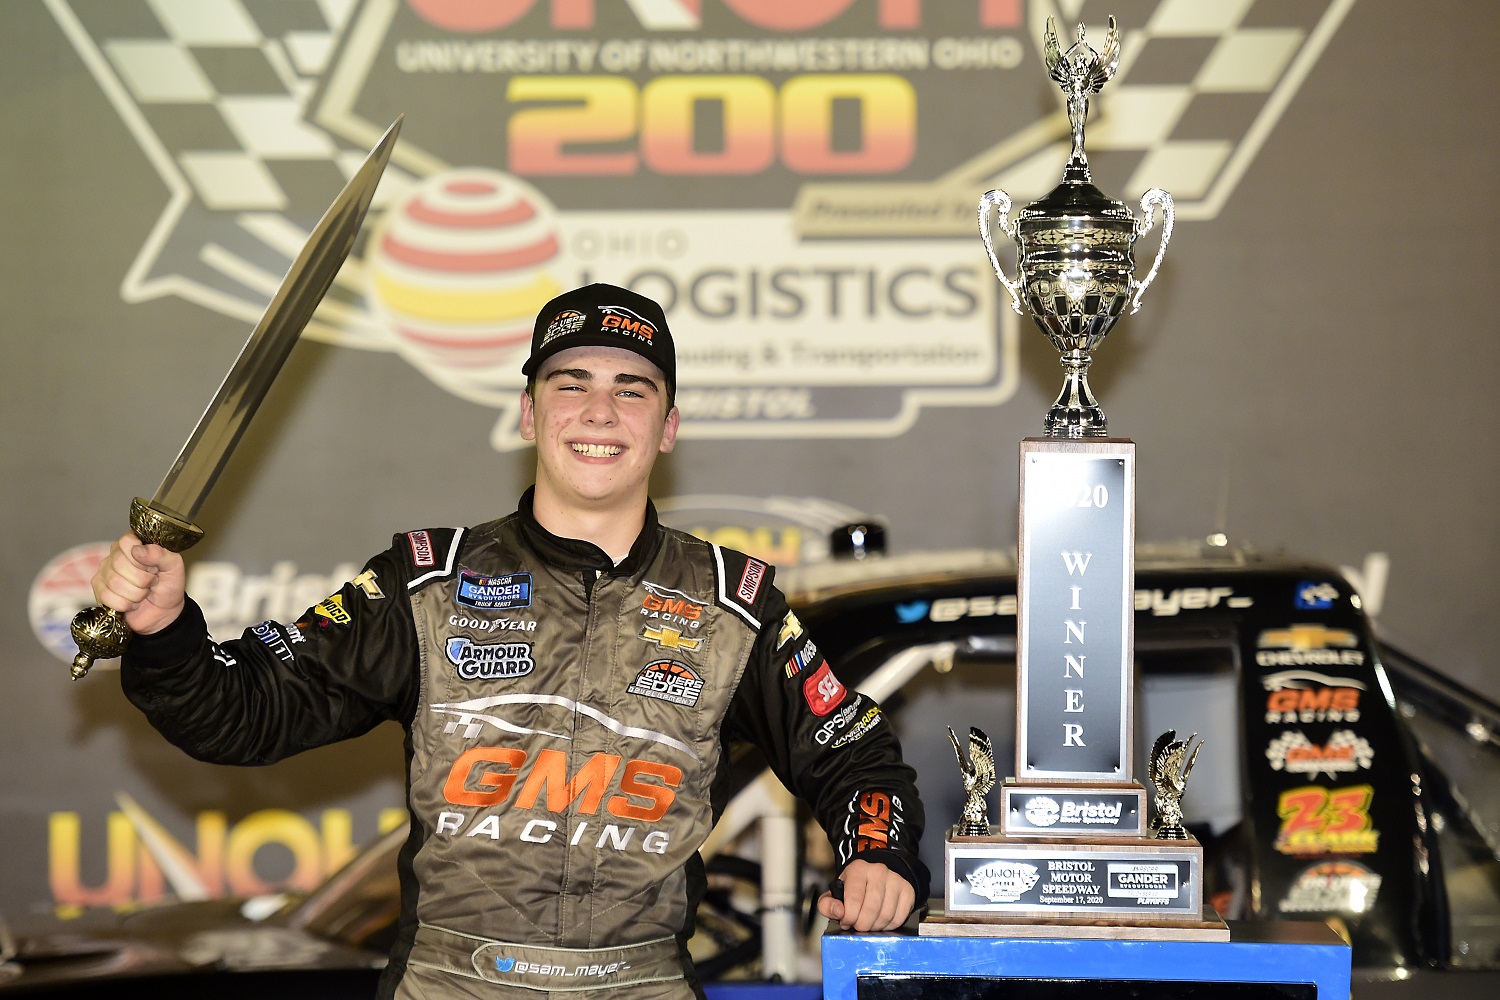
[1150,731,1203,841]
[926,17,1221,940]
[980,16,1173,439]
[948,727,996,837]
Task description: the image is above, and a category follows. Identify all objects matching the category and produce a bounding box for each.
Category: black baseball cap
[522,283,676,398]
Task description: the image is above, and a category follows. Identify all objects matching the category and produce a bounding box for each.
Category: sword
[69,117,403,680]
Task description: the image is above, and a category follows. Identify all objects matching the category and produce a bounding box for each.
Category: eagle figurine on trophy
[948,726,996,837]
[1149,730,1204,841]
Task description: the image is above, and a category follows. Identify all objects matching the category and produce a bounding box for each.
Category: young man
[91,283,929,999]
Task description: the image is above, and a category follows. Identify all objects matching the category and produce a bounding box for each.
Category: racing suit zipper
[562,567,603,944]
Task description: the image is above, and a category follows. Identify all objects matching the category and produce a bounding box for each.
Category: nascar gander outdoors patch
[458,571,532,610]
[628,660,705,707]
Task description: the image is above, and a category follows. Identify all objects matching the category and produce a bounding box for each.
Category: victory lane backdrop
[2,0,1497,925]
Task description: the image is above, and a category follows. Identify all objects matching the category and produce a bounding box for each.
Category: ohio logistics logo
[50,0,1351,448]
[48,794,406,915]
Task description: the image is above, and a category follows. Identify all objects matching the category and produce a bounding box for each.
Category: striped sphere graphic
[368,169,562,374]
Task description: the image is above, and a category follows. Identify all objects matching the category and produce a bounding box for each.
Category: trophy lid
[1019,179,1133,227]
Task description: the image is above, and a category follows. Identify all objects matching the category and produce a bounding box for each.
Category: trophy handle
[1130,187,1174,314]
[978,189,1025,315]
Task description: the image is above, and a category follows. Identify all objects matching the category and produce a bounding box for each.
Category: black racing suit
[121,490,928,997]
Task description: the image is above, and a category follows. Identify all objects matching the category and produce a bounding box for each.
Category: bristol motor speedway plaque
[1002,784,1145,838]
[943,838,1202,921]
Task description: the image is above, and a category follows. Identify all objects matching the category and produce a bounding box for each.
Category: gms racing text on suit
[120,492,928,997]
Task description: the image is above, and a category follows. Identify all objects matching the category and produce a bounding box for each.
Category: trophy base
[919,902,1228,941]
[1043,404,1109,439]
[943,829,1204,923]
[1042,354,1108,438]
[999,779,1147,838]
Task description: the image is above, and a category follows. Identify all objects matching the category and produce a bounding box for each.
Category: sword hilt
[70,606,133,680]
[69,498,204,680]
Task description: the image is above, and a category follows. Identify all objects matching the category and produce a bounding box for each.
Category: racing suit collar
[516,486,663,576]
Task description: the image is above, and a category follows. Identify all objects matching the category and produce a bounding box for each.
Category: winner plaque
[924,17,1222,941]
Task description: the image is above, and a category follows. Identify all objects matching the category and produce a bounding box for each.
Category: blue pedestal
[823,921,1350,1000]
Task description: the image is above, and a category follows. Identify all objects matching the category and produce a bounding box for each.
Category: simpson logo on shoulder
[737,559,767,604]
[408,531,436,567]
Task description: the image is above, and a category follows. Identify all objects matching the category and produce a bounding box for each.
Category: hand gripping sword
[69,117,403,680]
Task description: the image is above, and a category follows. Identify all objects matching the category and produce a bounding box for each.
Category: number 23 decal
[1275,784,1379,855]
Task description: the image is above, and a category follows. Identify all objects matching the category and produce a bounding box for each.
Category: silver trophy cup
[980,17,1174,438]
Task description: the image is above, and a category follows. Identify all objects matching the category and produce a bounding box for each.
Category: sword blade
[152,116,403,521]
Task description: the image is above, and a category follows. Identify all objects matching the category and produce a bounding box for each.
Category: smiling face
[519,346,679,523]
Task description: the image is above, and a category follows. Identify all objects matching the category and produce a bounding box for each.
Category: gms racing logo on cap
[447,637,535,681]
[599,306,656,343]
[628,660,705,707]
[542,309,585,346]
